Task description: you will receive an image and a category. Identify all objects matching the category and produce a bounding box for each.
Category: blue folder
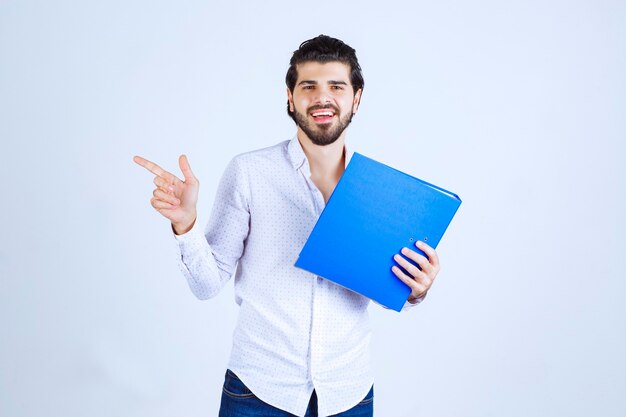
[295,153,462,312]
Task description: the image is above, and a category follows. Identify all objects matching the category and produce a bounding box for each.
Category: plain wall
[1,1,624,416]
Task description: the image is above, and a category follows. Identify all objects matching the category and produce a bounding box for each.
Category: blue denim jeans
[218,369,374,417]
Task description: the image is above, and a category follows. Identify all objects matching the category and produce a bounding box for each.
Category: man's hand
[133,154,199,234]
[392,240,440,303]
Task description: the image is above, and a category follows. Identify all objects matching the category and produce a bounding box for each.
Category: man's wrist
[408,292,427,304]
[172,217,196,235]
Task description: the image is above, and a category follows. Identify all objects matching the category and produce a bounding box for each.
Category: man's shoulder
[230,139,291,166]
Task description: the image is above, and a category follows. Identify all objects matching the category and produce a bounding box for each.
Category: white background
[1,1,624,416]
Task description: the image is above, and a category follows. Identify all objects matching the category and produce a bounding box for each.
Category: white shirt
[174,137,419,416]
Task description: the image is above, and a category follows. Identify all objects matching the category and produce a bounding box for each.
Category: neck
[296,129,346,179]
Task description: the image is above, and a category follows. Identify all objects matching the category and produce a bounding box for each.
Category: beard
[293,105,354,146]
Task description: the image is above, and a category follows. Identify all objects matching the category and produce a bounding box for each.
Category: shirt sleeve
[173,156,251,300]
[370,292,426,312]
[400,292,426,311]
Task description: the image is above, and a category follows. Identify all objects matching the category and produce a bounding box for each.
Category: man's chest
[246,169,322,240]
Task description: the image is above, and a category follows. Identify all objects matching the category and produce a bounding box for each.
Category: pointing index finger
[133,155,165,175]
[133,155,179,183]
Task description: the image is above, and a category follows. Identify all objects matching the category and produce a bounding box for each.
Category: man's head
[286,35,364,146]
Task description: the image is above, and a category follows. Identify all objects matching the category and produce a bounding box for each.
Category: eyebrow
[297,80,349,86]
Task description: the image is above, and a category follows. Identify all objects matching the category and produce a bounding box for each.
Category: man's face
[287,61,362,146]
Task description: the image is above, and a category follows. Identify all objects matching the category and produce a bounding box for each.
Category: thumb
[179,154,197,182]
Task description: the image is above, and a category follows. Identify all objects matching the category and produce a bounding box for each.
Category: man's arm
[134,155,249,300]
[174,157,251,299]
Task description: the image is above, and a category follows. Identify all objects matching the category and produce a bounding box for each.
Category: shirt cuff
[401,293,427,311]
[172,220,205,250]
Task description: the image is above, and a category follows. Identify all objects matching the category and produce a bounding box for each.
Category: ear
[352,89,362,115]
[287,87,294,112]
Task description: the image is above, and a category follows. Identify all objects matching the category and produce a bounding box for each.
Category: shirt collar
[287,136,308,171]
[287,136,354,174]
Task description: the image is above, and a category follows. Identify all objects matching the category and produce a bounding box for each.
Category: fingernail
[401,247,409,255]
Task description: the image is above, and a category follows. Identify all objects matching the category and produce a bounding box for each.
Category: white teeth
[312,111,334,117]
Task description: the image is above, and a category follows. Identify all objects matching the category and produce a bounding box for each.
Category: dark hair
[286,35,364,121]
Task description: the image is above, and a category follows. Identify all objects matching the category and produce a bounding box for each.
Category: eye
[302,85,315,90]
[331,85,344,90]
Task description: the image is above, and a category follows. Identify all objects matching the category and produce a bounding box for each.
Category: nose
[314,87,332,105]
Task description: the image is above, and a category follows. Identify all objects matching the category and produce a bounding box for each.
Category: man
[134,35,440,417]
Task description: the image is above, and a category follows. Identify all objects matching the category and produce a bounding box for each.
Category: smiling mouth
[310,110,336,123]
